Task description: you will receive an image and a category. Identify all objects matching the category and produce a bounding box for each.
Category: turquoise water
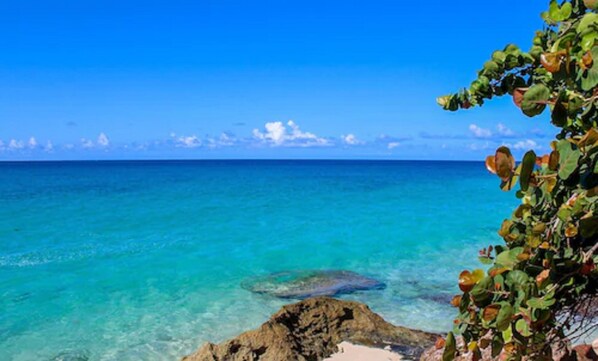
[0,160,516,360]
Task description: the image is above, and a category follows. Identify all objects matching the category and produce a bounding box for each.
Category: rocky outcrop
[182,297,437,361]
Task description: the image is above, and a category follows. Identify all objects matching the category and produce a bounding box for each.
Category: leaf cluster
[438,1,598,360]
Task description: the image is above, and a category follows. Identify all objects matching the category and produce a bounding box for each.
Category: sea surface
[0,160,517,361]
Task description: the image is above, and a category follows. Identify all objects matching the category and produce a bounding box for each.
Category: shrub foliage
[438,1,598,360]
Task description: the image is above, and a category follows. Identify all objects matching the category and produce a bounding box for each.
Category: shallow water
[0,160,516,360]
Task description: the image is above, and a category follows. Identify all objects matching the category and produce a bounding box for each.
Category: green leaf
[557,140,581,179]
[471,276,493,304]
[478,256,493,265]
[496,247,524,269]
[577,13,598,35]
[515,319,532,337]
[492,51,507,64]
[483,60,500,75]
[527,297,556,309]
[442,332,456,361]
[496,304,514,331]
[548,0,572,21]
[580,47,598,91]
[559,2,572,20]
[506,270,530,288]
[521,84,550,117]
[520,150,537,191]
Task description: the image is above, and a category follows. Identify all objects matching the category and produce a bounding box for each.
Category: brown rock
[182,297,437,361]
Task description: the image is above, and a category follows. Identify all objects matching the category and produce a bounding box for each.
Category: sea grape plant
[438,1,598,360]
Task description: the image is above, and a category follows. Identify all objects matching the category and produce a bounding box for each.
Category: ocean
[0,160,516,360]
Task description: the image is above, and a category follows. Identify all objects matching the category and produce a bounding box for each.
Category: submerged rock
[50,350,90,361]
[182,297,437,361]
[241,270,385,299]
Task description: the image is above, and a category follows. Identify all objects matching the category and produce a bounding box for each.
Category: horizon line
[0,158,484,163]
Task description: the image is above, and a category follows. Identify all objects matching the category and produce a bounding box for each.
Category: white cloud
[469,124,492,138]
[497,123,515,137]
[97,132,110,147]
[510,139,539,150]
[45,141,54,152]
[213,132,236,147]
[342,134,363,145]
[28,137,38,149]
[8,139,24,150]
[253,120,330,147]
[469,142,492,151]
[176,135,202,148]
[387,142,401,149]
[81,138,94,148]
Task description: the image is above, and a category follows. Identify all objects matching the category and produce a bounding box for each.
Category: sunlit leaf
[459,269,485,292]
[540,52,562,73]
[495,146,516,181]
[557,140,581,179]
[527,297,556,310]
[536,269,550,286]
[485,155,497,174]
[442,332,456,361]
[564,223,578,237]
[515,319,532,337]
[584,0,598,10]
[578,128,598,149]
[450,295,462,307]
[512,88,526,108]
[496,248,524,270]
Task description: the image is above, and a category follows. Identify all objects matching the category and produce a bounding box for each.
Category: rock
[183,297,437,361]
[241,270,385,299]
[593,338,598,356]
[50,350,90,361]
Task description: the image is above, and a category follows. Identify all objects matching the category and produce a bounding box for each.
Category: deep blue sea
[0,160,517,360]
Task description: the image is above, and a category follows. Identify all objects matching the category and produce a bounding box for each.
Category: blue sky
[1,1,556,160]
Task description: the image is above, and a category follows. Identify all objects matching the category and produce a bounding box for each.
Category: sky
[0,1,557,160]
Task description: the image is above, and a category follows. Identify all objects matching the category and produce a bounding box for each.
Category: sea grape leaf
[506,270,530,289]
[496,304,514,331]
[527,297,556,309]
[482,304,501,321]
[557,140,581,179]
[521,84,551,117]
[515,319,532,337]
[580,47,598,91]
[520,150,537,191]
[443,332,456,361]
[471,276,493,304]
[459,269,485,292]
[496,147,516,181]
[496,247,524,270]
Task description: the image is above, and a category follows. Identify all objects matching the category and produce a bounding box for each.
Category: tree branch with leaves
[438,1,598,360]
